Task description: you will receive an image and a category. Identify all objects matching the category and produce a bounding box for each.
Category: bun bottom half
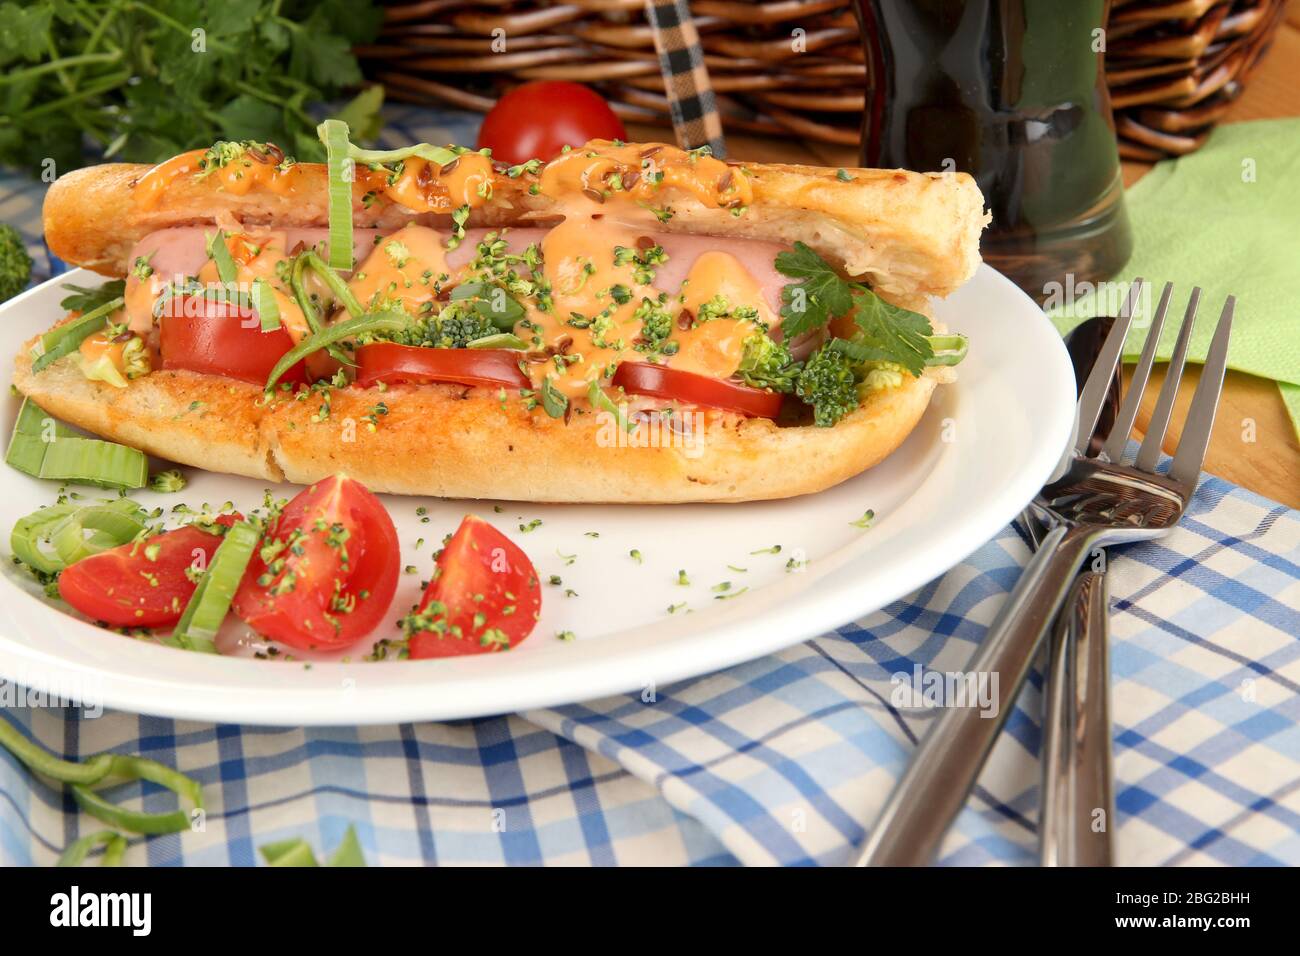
[12,347,941,503]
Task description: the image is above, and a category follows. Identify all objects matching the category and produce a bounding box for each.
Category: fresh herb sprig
[775,242,934,375]
[0,1,385,174]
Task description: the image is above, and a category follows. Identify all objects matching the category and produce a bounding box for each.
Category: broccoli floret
[737,331,799,393]
[795,344,859,427]
[370,304,497,349]
[633,295,674,353]
[0,224,33,304]
[430,309,497,348]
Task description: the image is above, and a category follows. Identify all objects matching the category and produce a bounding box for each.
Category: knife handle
[852,523,1096,866]
[1040,570,1115,866]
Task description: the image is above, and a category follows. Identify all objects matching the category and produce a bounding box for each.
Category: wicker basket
[361,0,1286,159]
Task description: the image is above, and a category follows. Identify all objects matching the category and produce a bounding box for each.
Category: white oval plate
[0,266,1073,725]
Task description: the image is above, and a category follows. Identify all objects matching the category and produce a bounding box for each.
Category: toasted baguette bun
[13,343,944,503]
[31,140,982,502]
[44,151,987,298]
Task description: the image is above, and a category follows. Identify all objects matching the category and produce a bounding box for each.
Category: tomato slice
[407,515,541,659]
[59,517,237,628]
[232,476,400,651]
[612,362,784,418]
[354,343,530,390]
[160,296,307,387]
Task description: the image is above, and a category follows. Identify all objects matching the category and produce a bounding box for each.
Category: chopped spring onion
[264,310,407,392]
[57,830,127,868]
[72,754,203,834]
[6,397,74,477]
[924,334,969,367]
[251,278,281,332]
[302,250,365,318]
[11,498,145,575]
[38,435,147,489]
[540,376,568,419]
[169,520,259,654]
[342,142,460,168]
[6,400,147,489]
[260,825,367,867]
[467,332,527,350]
[51,504,148,566]
[588,380,635,432]
[206,229,239,287]
[320,119,356,272]
[31,295,124,372]
[1,715,204,838]
[0,716,115,785]
[290,251,356,367]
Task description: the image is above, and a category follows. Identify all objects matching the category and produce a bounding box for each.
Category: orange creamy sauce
[129,141,771,399]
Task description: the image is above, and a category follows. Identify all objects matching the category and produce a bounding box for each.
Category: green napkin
[1051,118,1300,437]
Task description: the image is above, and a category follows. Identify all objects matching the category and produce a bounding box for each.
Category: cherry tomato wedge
[232,476,400,652]
[477,81,627,165]
[160,296,307,387]
[353,343,529,390]
[59,516,238,628]
[407,515,541,659]
[612,362,784,418]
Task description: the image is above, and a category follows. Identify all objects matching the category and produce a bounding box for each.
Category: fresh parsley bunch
[0,0,385,176]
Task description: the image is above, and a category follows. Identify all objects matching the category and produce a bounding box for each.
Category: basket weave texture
[361,0,1287,159]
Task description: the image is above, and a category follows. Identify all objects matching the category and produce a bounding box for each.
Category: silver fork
[853,281,1234,866]
[1039,283,1201,866]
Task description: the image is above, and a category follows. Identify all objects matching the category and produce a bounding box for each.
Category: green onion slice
[251,278,281,332]
[169,520,259,654]
[587,380,635,432]
[206,229,239,287]
[320,119,355,272]
[72,754,203,835]
[32,296,124,373]
[467,332,527,350]
[303,250,365,318]
[260,825,367,867]
[540,377,568,419]
[11,498,145,575]
[1,718,204,838]
[51,504,147,566]
[264,310,407,392]
[38,435,147,489]
[6,398,74,477]
[343,143,460,168]
[924,333,969,367]
[291,251,361,366]
[57,830,127,868]
[0,716,115,785]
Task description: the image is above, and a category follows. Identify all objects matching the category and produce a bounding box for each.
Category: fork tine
[1168,296,1235,487]
[1101,282,1172,462]
[1075,279,1142,455]
[1135,288,1201,472]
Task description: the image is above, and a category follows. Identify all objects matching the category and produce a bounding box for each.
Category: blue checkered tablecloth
[2,108,1299,867]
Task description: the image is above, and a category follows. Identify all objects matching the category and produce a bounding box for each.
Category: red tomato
[477,81,627,165]
[159,296,307,387]
[60,517,237,628]
[407,515,541,659]
[232,476,400,651]
[612,362,784,418]
[353,343,529,390]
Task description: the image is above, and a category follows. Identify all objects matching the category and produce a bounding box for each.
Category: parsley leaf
[775,241,934,375]
[775,241,855,339]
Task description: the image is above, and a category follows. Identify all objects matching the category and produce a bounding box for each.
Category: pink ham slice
[124,225,813,350]
[126,227,384,282]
